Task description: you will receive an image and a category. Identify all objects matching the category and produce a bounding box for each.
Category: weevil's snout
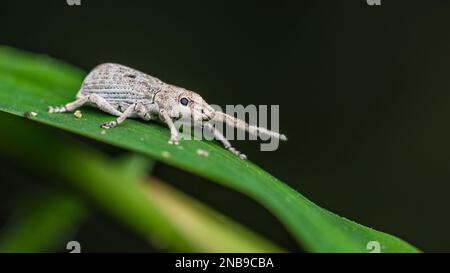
[188,94,214,122]
[191,104,210,123]
[201,103,215,121]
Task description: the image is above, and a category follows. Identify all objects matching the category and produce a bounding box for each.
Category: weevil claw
[100,121,116,129]
[168,137,179,145]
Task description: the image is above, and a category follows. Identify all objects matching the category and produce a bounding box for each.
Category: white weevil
[48,63,287,159]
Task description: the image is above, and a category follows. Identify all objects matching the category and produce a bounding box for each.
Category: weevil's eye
[180,97,189,106]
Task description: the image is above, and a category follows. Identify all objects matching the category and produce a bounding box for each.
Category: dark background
[1,0,450,252]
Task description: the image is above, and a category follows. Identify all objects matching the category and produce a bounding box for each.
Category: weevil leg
[134,103,156,121]
[160,110,179,145]
[204,122,247,160]
[48,94,122,116]
[48,96,88,113]
[100,102,147,129]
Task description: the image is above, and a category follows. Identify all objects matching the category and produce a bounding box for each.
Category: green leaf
[0,46,420,252]
[0,114,282,252]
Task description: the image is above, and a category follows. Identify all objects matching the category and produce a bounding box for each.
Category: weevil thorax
[155,84,215,123]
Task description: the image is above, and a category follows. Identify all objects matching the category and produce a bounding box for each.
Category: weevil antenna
[212,111,287,141]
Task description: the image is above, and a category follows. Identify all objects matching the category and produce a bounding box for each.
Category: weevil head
[156,85,215,123]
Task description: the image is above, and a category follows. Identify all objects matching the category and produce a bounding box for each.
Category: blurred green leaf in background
[0,46,420,253]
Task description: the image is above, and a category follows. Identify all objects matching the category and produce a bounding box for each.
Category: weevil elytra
[48,63,286,159]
